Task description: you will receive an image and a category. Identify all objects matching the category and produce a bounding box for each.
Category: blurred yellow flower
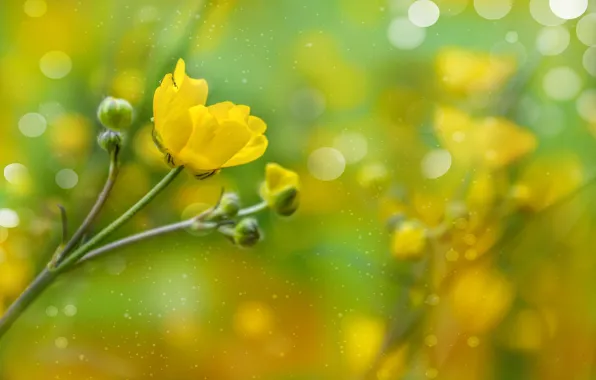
[435,106,536,169]
[376,345,408,380]
[391,220,427,260]
[233,301,275,339]
[342,314,385,373]
[436,47,516,96]
[260,163,300,216]
[450,266,514,333]
[513,154,584,212]
[153,59,268,176]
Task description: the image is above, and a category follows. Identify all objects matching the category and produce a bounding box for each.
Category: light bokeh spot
[55,169,79,189]
[23,0,47,17]
[577,14,596,46]
[577,89,596,123]
[388,17,426,50]
[18,112,47,137]
[4,163,28,185]
[421,149,452,179]
[408,0,441,27]
[40,51,72,79]
[530,0,565,25]
[474,0,512,20]
[308,147,346,181]
[549,0,588,20]
[584,47,596,76]
[543,66,582,100]
[0,209,20,228]
[536,26,570,56]
[333,132,368,164]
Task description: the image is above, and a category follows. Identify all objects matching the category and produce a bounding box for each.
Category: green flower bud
[209,193,241,221]
[97,96,133,130]
[97,129,122,153]
[233,218,261,248]
[272,187,299,216]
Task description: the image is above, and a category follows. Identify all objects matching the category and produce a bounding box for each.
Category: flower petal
[208,102,234,121]
[248,116,267,134]
[222,135,268,168]
[179,111,253,172]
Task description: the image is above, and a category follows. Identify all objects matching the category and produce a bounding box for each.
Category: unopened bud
[97,129,122,153]
[233,218,261,248]
[208,193,241,221]
[260,163,300,217]
[97,96,133,130]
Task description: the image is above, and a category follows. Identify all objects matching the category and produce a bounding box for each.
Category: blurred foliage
[1,0,596,379]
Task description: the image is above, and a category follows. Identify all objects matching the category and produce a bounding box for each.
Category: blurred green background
[1,0,596,378]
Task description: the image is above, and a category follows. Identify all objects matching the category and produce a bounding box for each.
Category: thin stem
[76,201,269,266]
[0,269,57,341]
[55,166,184,271]
[76,219,216,265]
[54,148,120,265]
[237,201,268,217]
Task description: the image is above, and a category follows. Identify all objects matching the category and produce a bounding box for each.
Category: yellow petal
[208,101,234,120]
[173,58,186,88]
[179,114,252,171]
[229,105,250,123]
[248,116,267,134]
[223,135,268,168]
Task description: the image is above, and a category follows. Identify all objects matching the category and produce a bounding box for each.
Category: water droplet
[408,0,441,27]
[388,18,426,50]
[18,113,47,137]
[40,51,72,79]
[0,209,19,228]
[308,147,346,181]
[421,149,452,179]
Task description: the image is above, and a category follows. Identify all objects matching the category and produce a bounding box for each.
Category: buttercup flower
[260,163,300,216]
[153,59,268,178]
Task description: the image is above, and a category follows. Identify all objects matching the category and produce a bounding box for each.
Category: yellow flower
[260,163,300,216]
[435,106,536,169]
[449,266,514,333]
[391,220,427,260]
[153,59,268,177]
[436,47,516,96]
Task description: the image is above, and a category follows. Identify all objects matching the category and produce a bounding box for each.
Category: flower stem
[76,219,215,266]
[0,167,183,343]
[53,148,121,266]
[56,166,184,271]
[0,269,57,341]
[75,201,270,267]
[237,201,268,217]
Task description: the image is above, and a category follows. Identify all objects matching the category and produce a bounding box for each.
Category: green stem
[56,166,184,271]
[53,148,120,266]
[0,269,57,341]
[0,167,183,343]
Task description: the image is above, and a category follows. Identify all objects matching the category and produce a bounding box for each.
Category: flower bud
[97,96,133,130]
[97,129,122,153]
[260,163,300,216]
[233,218,261,248]
[208,193,241,221]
